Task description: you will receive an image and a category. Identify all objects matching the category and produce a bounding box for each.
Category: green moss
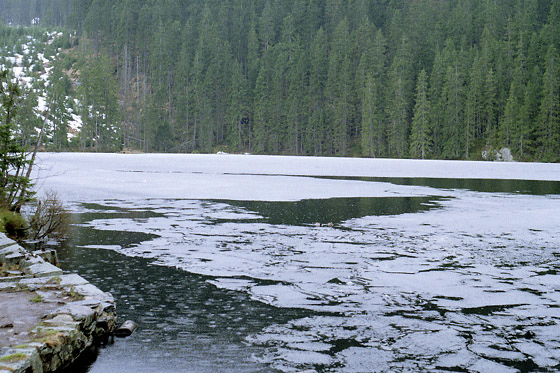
[47,276,62,284]
[15,283,30,292]
[65,286,84,300]
[0,353,27,363]
[35,326,58,334]
[31,328,64,346]
[45,276,63,289]
[29,294,43,303]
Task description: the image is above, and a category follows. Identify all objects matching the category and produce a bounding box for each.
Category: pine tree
[286,36,307,155]
[387,35,412,157]
[227,61,251,152]
[48,62,72,150]
[253,48,274,153]
[429,42,455,155]
[410,69,431,159]
[361,73,384,157]
[0,70,33,210]
[442,60,465,159]
[307,27,328,155]
[502,84,518,149]
[17,89,41,149]
[78,54,121,152]
[537,44,560,160]
[483,67,498,143]
[500,34,529,158]
[325,18,352,156]
[359,29,387,157]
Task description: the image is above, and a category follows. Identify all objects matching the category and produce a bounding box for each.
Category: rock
[3,252,25,268]
[58,274,88,287]
[0,233,117,372]
[482,146,514,162]
[25,262,63,277]
[498,147,513,162]
[72,284,106,298]
[43,314,76,326]
[35,250,58,266]
[114,320,137,337]
[0,235,14,249]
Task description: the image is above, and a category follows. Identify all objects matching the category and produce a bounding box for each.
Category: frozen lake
[35,153,560,372]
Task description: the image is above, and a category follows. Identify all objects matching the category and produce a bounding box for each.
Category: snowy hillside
[0,27,82,146]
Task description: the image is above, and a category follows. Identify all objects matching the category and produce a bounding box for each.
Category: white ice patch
[33,153,560,203]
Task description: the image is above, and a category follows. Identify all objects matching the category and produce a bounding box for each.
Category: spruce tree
[537,44,560,160]
[361,73,384,157]
[307,27,328,155]
[387,35,412,157]
[442,61,465,159]
[410,69,431,159]
[0,70,33,210]
[326,18,352,156]
[483,68,498,143]
[227,61,251,152]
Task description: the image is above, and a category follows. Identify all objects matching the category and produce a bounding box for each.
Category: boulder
[481,147,514,162]
[498,147,513,162]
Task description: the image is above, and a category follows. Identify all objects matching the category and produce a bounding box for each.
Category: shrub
[27,191,71,242]
[0,208,27,238]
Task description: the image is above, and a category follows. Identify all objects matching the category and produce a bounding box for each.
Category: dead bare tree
[27,190,71,241]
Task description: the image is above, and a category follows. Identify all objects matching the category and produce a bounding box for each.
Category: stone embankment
[0,233,116,372]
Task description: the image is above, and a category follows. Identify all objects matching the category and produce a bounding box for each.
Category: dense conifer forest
[1,0,559,161]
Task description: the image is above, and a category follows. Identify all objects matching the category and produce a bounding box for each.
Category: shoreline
[0,233,116,372]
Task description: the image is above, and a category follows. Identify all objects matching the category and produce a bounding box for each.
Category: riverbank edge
[0,233,117,373]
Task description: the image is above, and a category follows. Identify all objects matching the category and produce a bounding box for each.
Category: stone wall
[0,233,117,373]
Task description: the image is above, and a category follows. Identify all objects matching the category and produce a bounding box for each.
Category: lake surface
[34,153,560,372]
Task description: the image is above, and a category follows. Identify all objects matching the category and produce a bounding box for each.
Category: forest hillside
[1,0,559,161]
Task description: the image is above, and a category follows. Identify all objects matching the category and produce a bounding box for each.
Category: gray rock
[498,147,513,162]
[53,304,97,323]
[0,321,13,328]
[18,276,51,290]
[59,274,88,287]
[0,234,14,249]
[72,284,106,298]
[26,262,63,277]
[0,245,24,265]
[482,147,514,162]
[34,250,58,266]
[1,233,117,372]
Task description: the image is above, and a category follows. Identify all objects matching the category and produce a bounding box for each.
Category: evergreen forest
[1,0,559,161]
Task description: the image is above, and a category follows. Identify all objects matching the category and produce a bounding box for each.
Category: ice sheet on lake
[34,153,560,372]
[34,152,560,202]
